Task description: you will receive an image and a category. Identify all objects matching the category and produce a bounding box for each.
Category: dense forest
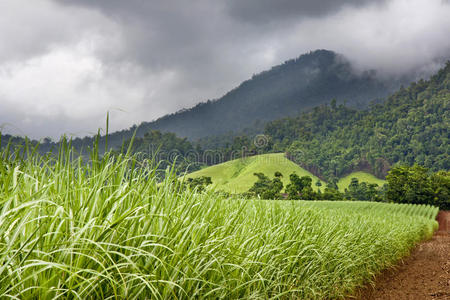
[264,62,449,181]
[120,130,201,175]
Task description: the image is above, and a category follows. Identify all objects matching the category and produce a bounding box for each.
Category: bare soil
[353,211,450,300]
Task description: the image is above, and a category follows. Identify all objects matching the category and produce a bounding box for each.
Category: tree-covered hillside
[31,49,398,151]
[121,130,200,174]
[265,62,450,181]
[134,50,398,140]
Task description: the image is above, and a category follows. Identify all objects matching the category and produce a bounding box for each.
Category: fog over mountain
[130,49,402,141]
[0,0,449,139]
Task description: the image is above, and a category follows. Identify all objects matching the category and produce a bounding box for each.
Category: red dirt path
[353,211,450,300]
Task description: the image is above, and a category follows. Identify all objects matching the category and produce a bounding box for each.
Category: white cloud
[0,0,112,63]
[0,38,137,138]
[277,0,450,76]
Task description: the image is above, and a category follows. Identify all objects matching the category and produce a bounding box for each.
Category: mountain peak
[82,50,411,149]
[131,50,399,141]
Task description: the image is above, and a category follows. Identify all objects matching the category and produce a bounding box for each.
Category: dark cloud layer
[226,0,386,24]
[0,0,449,139]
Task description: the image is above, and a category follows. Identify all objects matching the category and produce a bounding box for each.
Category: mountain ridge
[133,49,400,141]
[2,49,411,152]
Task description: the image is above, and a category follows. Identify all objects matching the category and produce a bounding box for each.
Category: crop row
[0,146,439,299]
[299,200,439,220]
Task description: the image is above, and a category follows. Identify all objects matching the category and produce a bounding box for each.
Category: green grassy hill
[337,172,386,192]
[186,154,387,193]
[185,153,326,193]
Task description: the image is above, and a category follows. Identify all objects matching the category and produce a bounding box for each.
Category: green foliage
[321,187,345,201]
[386,165,450,209]
[186,176,213,192]
[344,178,383,201]
[244,169,387,201]
[248,172,284,199]
[286,173,314,200]
[430,171,450,210]
[121,129,201,175]
[327,178,339,190]
[266,62,450,181]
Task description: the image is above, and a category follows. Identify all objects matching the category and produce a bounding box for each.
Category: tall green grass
[0,141,438,299]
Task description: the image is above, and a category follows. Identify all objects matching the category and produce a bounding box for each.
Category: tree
[385,165,437,206]
[315,180,322,188]
[321,187,344,201]
[430,171,450,209]
[326,178,339,190]
[344,178,381,201]
[264,62,450,181]
[286,173,315,200]
[248,172,284,199]
[330,99,337,110]
[186,176,212,192]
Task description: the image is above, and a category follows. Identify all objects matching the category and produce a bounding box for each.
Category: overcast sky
[1,0,449,139]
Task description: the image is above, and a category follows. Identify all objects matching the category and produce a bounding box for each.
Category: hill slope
[337,172,386,192]
[185,153,325,193]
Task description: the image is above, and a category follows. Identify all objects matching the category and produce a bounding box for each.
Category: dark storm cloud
[0,0,107,64]
[226,0,386,24]
[52,0,282,114]
[53,0,449,78]
[56,1,228,67]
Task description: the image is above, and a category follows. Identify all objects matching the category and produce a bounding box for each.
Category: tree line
[245,166,449,209]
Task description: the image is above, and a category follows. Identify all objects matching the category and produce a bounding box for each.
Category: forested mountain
[113,62,449,184]
[33,49,399,151]
[264,62,450,181]
[0,49,407,151]
[132,50,399,140]
[120,130,200,174]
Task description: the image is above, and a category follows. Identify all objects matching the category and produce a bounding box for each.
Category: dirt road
[355,211,450,300]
